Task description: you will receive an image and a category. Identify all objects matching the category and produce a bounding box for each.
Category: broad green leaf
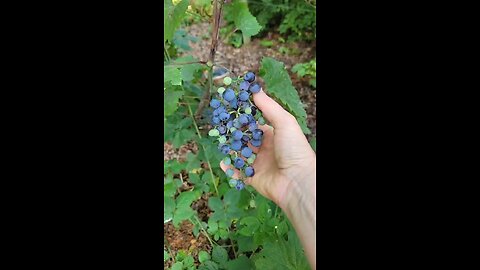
[198,250,210,263]
[186,152,201,172]
[172,128,196,148]
[207,219,218,234]
[173,29,198,51]
[225,1,262,39]
[176,191,199,209]
[177,55,203,81]
[183,255,195,267]
[173,206,195,227]
[239,216,260,236]
[225,256,254,270]
[212,246,228,265]
[208,196,223,212]
[164,89,184,116]
[171,262,183,270]
[199,261,219,270]
[164,66,182,85]
[259,57,311,134]
[252,231,310,270]
[164,182,176,198]
[236,235,258,253]
[164,0,189,43]
[164,197,175,222]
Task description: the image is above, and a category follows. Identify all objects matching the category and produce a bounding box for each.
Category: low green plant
[292,58,316,88]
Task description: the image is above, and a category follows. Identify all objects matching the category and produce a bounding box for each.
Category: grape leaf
[173,29,198,51]
[253,231,310,270]
[212,246,228,265]
[225,1,262,39]
[164,88,184,116]
[198,250,210,263]
[164,66,182,85]
[164,0,189,43]
[225,256,254,270]
[176,55,203,82]
[259,57,311,134]
[171,262,183,270]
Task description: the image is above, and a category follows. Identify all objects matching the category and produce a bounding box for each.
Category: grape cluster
[208,71,265,190]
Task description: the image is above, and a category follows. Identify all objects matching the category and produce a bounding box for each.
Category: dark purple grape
[223,88,235,101]
[217,125,227,135]
[251,139,262,147]
[248,122,257,132]
[232,130,243,140]
[240,81,250,91]
[235,181,245,190]
[219,112,230,121]
[212,117,220,125]
[231,140,242,151]
[249,83,261,93]
[241,147,253,158]
[252,129,263,140]
[234,157,245,168]
[220,144,230,155]
[238,114,249,125]
[241,135,250,143]
[245,166,254,177]
[238,91,250,101]
[210,99,221,108]
[244,72,255,82]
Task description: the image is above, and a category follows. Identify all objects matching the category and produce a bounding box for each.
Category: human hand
[220,89,316,210]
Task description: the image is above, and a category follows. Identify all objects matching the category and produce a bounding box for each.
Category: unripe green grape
[223,76,232,85]
[209,129,220,137]
[217,87,225,94]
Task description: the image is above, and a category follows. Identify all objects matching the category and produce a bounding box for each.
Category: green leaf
[164,181,176,198]
[177,55,203,81]
[164,0,189,43]
[173,206,195,227]
[207,219,218,234]
[164,88,184,116]
[238,216,260,236]
[259,57,310,134]
[225,1,262,39]
[200,261,219,270]
[236,236,258,253]
[212,246,228,265]
[309,137,316,152]
[176,191,199,209]
[252,231,310,270]
[165,66,182,86]
[172,128,196,148]
[208,196,223,212]
[198,250,210,263]
[183,255,195,267]
[171,262,183,270]
[164,197,175,222]
[225,256,254,270]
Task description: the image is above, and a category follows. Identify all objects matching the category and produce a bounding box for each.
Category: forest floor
[164,22,316,269]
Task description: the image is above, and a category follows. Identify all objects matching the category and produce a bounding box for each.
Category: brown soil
[164,220,212,269]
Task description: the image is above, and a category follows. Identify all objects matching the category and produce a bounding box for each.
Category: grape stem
[185,91,219,196]
[195,0,225,119]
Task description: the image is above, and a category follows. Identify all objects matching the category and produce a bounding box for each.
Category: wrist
[279,158,316,216]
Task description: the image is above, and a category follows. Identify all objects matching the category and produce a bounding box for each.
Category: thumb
[252,89,293,129]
